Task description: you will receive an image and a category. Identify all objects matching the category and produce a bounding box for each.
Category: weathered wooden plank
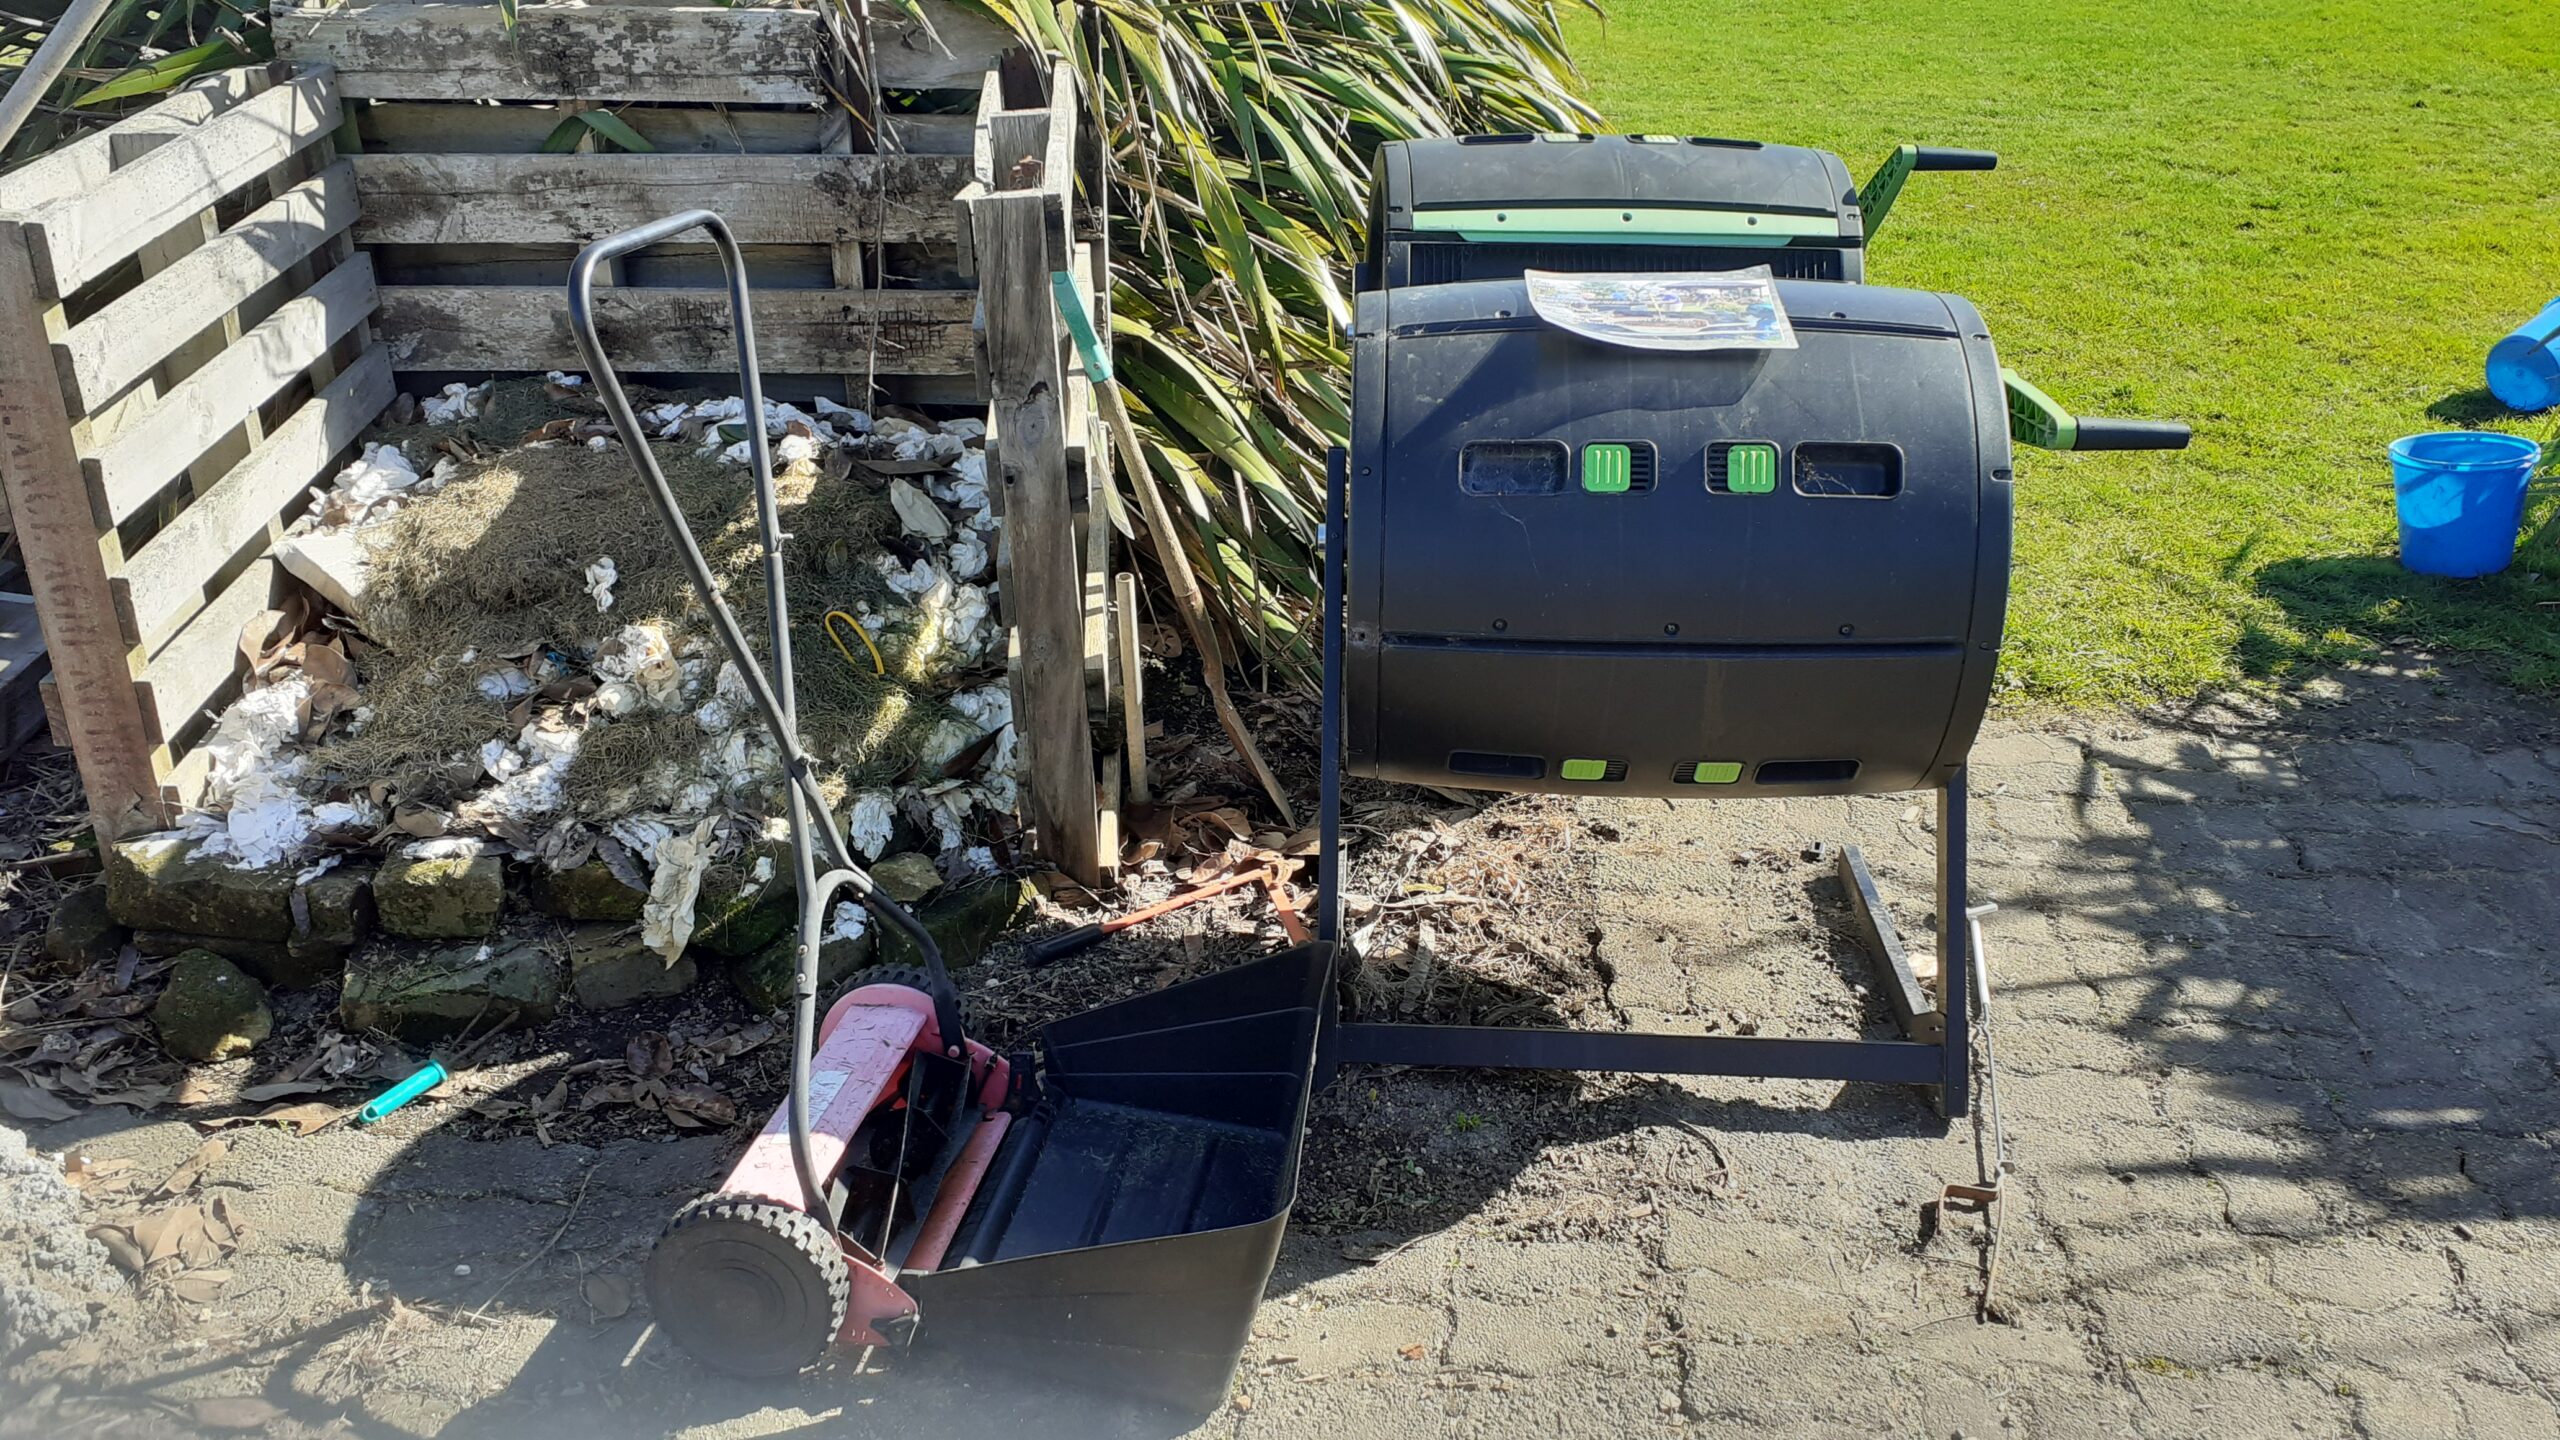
[375,284,976,375]
[892,113,975,156]
[278,5,824,104]
[954,71,1006,276]
[1095,749,1121,887]
[369,241,838,290]
[298,0,1012,88]
[115,347,392,649]
[358,99,970,156]
[0,65,276,221]
[86,254,377,527]
[869,1,1019,90]
[350,151,968,247]
[109,122,266,489]
[987,111,1048,194]
[360,99,822,155]
[972,186,1097,884]
[19,66,339,298]
[0,226,167,837]
[53,160,361,417]
[134,556,274,748]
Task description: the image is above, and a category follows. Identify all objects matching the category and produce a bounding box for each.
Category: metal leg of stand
[1313,448,1350,1090]
[1318,446,1348,951]
[1936,768,1972,1118]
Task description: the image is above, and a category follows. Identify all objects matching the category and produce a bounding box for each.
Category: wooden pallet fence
[0,62,392,840]
[276,0,1021,401]
[962,60,1122,886]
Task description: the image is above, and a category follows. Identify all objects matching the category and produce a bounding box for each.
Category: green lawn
[1560,0,2560,705]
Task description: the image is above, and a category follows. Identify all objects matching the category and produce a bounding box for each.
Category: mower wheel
[646,1193,847,1376]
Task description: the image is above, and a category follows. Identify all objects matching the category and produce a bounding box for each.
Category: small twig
[468,1165,596,1321]
[0,848,101,875]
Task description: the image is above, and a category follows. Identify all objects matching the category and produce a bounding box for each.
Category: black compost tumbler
[1310,134,2189,1122]
[1341,274,2013,800]
[1334,133,2185,803]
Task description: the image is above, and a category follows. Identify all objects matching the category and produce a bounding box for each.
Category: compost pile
[177,378,1014,956]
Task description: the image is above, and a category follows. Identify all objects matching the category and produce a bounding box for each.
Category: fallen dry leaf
[239,1079,334,1103]
[167,1268,233,1305]
[131,1207,201,1266]
[87,1225,145,1276]
[0,1074,78,1123]
[260,1101,347,1136]
[660,1084,735,1128]
[155,1138,226,1197]
[625,1031,674,1081]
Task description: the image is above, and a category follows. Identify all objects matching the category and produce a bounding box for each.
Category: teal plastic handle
[356,1061,448,1125]
[1048,270,1112,385]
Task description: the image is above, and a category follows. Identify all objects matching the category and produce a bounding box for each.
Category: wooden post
[971,185,1098,885]
[1115,569,1149,804]
[0,225,167,838]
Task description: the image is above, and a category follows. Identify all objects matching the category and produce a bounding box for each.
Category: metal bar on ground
[1837,842,1942,1044]
[1330,1023,1946,1084]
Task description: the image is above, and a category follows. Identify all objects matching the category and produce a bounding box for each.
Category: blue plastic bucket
[2389,431,2539,578]
[2487,295,2560,412]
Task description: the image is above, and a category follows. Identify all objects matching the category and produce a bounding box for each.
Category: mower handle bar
[1909,147,1999,172]
[2070,418,2192,451]
[567,209,968,1231]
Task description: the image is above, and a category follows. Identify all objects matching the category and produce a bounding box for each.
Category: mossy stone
[340,938,559,1039]
[105,835,295,941]
[692,894,795,959]
[868,852,944,905]
[299,867,376,948]
[132,930,341,991]
[152,950,273,1062]
[690,841,794,958]
[729,927,876,1013]
[530,858,646,923]
[45,884,127,968]
[569,924,697,1009]
[375,854,503,939]
[879,877,1036,970]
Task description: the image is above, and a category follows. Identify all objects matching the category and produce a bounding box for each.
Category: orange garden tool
[1023,865,1292,966]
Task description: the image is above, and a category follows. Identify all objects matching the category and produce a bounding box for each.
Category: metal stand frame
[1312,451,1971,1117]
